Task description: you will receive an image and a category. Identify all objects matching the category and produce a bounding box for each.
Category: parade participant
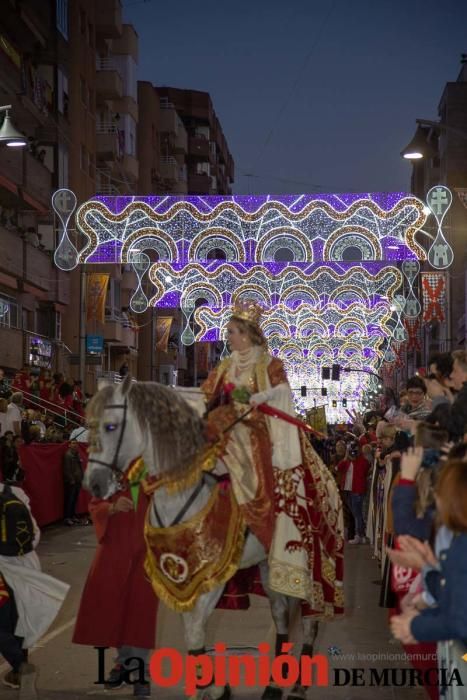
[73,466,158,698]
[337,440,371,544]
[0,478,69,689]
[202,300,344,619]
[62,439,84,525]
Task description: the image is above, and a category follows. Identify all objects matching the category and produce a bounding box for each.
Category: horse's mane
[87,382,207,477]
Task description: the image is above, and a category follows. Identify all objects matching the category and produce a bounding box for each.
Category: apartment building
[138,82,188,195]
[59,0,140,390]
[405,58,467,357]
[136,85,235,383]
[154,87,234,195]
[0,0,70,374]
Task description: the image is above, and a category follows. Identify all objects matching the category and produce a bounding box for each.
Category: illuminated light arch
[231,285,271,306]
[334,317,367,337]
[329,285,370,307]
[281,285,319,307]
[188,227,246,262]
[297,319,329,339]
[122,229,178,263]
[281,342,304,359]
[262,319,290,338]
[255,227,313,263]
[180,283,222,309]
[323,225,382,261]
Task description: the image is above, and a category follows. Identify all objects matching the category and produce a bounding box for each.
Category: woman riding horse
[202,300,344,621]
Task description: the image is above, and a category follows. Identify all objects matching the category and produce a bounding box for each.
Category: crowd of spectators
[319,349,467,699]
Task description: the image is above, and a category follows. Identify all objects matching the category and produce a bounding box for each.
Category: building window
[56,0,68,39]
[0,293,20,329]
[196,162,210,176]
[57,67,69,116]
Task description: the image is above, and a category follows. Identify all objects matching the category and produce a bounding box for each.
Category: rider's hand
[249,391,270,407]
[112,496,134,513]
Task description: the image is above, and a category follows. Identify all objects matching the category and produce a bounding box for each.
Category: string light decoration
[68,192,429,420]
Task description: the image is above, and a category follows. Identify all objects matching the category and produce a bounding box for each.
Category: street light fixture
[401,118,467,161]
[0,105,27,147]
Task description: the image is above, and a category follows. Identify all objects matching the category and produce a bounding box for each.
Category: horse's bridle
[88,400,129,478]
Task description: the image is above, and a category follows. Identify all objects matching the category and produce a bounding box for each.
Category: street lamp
[0,105,27,147]
[401,118,467,160]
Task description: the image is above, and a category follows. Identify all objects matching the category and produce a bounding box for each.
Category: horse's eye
[105,424,118,432]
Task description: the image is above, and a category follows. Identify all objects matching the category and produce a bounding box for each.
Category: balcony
[0,226,22,278]
[121,268,138,290]
[96,130,119,161]
[96,68,123,102]
[52,270,70,306]
[189,136,209,158]
[24,152,52,207]
[121,325,137,349]
[111,24,138,62]
[24,244,53,291]
[104,317,123,343]
[0,326,23,369]
[121,153,138,181]
[96,0,122,39]
[160,157,179,182]
[188,174,211,194]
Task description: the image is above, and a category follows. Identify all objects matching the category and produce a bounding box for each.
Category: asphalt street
[1,524,429,700]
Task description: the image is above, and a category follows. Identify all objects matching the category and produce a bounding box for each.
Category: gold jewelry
[231,299,263,326]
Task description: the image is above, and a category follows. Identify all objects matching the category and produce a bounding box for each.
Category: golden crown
[231,299,264,326]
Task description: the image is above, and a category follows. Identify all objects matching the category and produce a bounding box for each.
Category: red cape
[73,487,157,649]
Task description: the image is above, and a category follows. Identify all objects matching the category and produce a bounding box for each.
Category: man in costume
[0,479,69,689]
[73,465,157,698]
[202,301,344,619]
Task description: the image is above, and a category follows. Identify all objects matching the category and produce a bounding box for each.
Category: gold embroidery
[144,486,245,612]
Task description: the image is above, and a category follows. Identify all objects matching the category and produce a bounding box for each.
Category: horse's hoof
[261,686,283,700]
[286,684,307,700]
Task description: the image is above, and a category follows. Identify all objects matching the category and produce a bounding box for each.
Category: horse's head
[84,376,145,499]
[84,376,207,500]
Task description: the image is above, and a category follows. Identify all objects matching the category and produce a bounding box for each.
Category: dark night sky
[123,0,467,196]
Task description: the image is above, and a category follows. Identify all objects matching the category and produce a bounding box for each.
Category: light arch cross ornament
[55,191,437,418]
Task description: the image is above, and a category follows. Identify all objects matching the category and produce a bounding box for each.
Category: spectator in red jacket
[338,441,371,544]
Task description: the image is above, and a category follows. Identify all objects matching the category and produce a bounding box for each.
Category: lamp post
[0,105,27,147]
[401,118,467,160]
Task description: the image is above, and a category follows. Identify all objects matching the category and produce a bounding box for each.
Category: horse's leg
[286,617,319,700]
[258,560,289,700]
[181,586,231,700]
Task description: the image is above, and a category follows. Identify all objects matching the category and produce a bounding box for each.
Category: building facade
[0,0,70,375]
[136,85,235,383]
[405,59,467,362]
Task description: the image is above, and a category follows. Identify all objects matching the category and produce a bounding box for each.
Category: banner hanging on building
[405,318,421,351]
[421,272,446,323]
[86,274,109,323]
[155,317,173,352]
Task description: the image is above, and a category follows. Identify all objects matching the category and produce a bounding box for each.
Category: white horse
[84,375,320,700]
